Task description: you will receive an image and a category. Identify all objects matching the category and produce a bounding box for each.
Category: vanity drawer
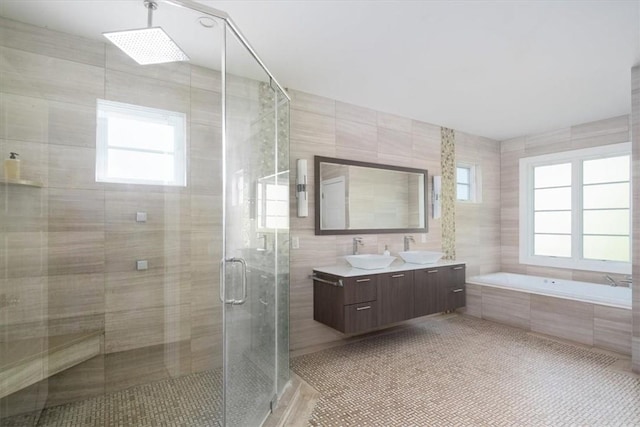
[344,301,378,334]
[343,275,378,304]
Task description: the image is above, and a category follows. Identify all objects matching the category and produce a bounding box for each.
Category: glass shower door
[222,24,287,426]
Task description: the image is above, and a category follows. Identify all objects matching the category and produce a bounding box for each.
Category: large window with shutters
[519,143,631,274]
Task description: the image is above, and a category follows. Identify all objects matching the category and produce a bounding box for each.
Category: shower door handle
[219,257,248,305]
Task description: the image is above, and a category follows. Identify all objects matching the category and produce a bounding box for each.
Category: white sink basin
[345,254,396,270]
[398,251,443,265]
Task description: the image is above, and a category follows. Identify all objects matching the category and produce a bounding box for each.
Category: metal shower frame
[161,0,290,425]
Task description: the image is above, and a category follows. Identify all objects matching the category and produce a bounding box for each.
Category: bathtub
[464,272,632,355]
[467,272,631,309]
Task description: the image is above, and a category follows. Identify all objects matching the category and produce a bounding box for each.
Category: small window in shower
[96,99,187,186]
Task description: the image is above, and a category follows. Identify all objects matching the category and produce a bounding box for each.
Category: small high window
[96,99,187,186]
[456,163,480,202]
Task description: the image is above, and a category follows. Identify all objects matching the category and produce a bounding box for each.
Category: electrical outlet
[291,236,300,249]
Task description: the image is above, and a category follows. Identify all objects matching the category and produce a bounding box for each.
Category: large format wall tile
[105,270,191,312]
[530,295,594,346]
[48,231,104,276]
[570,115,629,148]
[48,144,100,191]
[335,101,376,126]
[377,111,412,133]
[481,287,531,330]
[48,188,104,232]
[48,101,96,148]
[377,127,412,156]
[105,69,190,113]
[105,304,191,353]
[44,355,104,408]
[0,232,48,278]
[105,191,190,232]
[0,17,104,67]
[104,341,191,393]
[0,276,47,329]
[0,94,49,143]
[190,123,222,160]
[105,230,190,273]
[336,119,377,153]
[0,183,48,233]
[190,65,221,92]
[290,91,335,117]
[290,109,335,146]
[0,46,104,106]
[105,45,190,86]
[594,305,632,355]
[47,273,104,323]
[190,87,222,126]
[463,283,482,318]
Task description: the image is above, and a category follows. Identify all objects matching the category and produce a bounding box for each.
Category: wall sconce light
[432,175,441,219]
[296,159,308,217]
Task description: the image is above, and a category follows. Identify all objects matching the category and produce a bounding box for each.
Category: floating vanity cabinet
[445,264,466,311]
[413,267,445,316]
[313,261,465,334]
[313,273,379,334]
[378,271,414,324]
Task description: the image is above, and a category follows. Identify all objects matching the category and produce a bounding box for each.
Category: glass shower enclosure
[0,1,289,425]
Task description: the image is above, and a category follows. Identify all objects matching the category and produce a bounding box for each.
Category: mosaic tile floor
[3,348,278,427]
[3,370,223,427]
[292,315,640,426]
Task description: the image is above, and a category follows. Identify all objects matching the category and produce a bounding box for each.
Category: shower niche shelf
[0,178,43,188]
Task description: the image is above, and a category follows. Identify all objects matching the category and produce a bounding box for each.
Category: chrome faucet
[604,274,619,287]
[353,237,364,255]
[403,235,415,251]
[619,275,633,287]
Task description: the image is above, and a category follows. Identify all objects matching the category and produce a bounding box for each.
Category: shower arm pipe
[161,0,290,101]
[145,0,156,27]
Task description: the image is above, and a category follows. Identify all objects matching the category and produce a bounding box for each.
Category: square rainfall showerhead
[103,27,190,65]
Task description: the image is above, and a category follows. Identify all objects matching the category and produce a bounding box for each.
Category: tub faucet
[619,275,633,287]
[604,274,618,287]
[404,235,415,251]
[353,237,364,255]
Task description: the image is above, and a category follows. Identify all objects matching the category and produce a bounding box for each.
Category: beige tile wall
[631,66,640,373]
[500,114,631,285]
[288,90,502,353]
[0,17,224,414]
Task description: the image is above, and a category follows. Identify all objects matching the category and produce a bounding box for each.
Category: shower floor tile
[3,369,223,427]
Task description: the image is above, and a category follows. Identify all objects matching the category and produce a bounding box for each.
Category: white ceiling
[1,0,639,141]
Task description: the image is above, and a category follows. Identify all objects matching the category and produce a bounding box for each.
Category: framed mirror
[314,156,428,235]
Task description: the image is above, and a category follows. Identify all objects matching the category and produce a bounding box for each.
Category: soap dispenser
[4,152,20,181]
[383,244,390,256]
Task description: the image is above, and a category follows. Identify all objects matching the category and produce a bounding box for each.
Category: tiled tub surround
[466,273,632,355]
[500,114,631,284]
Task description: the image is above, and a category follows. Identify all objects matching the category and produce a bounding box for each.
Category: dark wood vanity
[313,263,466,334]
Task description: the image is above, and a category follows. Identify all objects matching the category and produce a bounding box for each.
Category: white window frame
[456,163,481,203]
[256,171,290,231]
[96,99,187,186]
[519,142,631,274]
